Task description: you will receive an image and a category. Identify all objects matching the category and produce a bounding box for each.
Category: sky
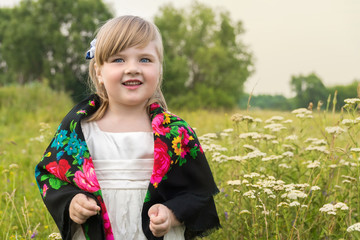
[2,0,360,97]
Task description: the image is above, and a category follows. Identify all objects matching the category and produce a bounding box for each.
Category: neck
[96,101,152,133]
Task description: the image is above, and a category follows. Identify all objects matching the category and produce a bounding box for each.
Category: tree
[290,72,328,108]
[154,2,254,109]
[327,80,360,110]
[0,0,112,100]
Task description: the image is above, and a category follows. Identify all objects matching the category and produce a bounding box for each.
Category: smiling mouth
[122,80,142,86]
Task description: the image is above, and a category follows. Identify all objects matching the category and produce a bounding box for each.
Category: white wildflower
[243,115,254,122]
[342,175,357,181]
[222,128,234,133]
[292,108,312,115]
[242,179,249,184]
[344,98,360,105]
[282,151,294,158]
[266,116,284,123]
[243,144,259,151]
[282,144,295,151]
[310,186,321,191]
[240,210,251,215]
[306,160,321,169]
[239,132,262,140]
[283,119,293,124]
[262,155,283,162]
[228,156,244,162]
[319,204,335,214]
[243,190,256,199]
[243,150,266,160]
[347,223,360,232]
[279,163,291,169]
[220,132,230,137]
[334,202,349,211]
[305,145,330,154]
[272,140,279,144]
[263,134,277,140]
[289,201,300,207]
[285,135,298,141]
[200,133,218,139]
[342,119,356,126]
[277,202,289,207]
[342,180,352,184]
[325,126,345,135]
[254,118,263,123]
[282,190,307,200]
[264,123,286,132]
[329,164,337,168]
[350,148,360,153]
[244,172,261,178]
[227,180,242,186]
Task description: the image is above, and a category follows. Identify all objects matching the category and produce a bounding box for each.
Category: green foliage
[290,72,328,108]
[327,80,360,111]
[0,0,112,101]
[240,94,294,111]
[154,2,253,109]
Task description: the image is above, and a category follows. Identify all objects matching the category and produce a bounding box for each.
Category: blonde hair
[87,15,167,121]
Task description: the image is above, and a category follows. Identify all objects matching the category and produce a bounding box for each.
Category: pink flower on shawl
[150,103,161,112]
[152,114,171,136]
[172,127,194,158]
[45,159,71,182]
[97,196,114,240]
[151,138,171,188]
[42,184,48,197]
[73,157,100,193]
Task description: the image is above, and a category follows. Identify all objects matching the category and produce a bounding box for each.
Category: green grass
[1,83,360,239]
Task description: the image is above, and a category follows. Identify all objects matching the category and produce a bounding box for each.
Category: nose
[124,61,141,75]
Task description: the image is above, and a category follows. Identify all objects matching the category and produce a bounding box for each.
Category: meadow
[1,83,360,239]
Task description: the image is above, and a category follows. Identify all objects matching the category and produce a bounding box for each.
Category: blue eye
[113,58,124,63]
[140,58,150,63]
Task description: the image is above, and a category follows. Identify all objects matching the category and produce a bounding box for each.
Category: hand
[69,193,100,224]
[148,204,181,237]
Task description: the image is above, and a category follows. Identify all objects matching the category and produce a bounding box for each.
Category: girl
[35,15,220,240]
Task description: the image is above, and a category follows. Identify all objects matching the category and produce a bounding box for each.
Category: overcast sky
[2,0,360,97]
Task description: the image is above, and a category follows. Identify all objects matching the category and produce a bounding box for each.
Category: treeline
[0,0,253,109]
[241,73,359,111]
[0,0,357,110]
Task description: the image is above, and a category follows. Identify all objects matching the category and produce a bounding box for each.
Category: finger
[82,196,101,212]
[149,223,167,237]
[148,204,159,218]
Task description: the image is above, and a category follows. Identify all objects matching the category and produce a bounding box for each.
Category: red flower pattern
[45,159,71,182]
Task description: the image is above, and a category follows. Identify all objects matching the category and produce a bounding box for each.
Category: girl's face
[96,41,161,110]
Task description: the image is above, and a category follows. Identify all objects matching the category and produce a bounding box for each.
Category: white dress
[74,121,185,240]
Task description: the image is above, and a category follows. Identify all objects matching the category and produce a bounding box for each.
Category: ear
[94,63,103,84]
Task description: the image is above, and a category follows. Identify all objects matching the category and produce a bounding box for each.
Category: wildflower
[228,156,243,161]
[344,98,360,105]
[223,128,234,133]
[227,180,241,185]
[325,126,345,135]
[342,119,356,126]
[289,201,300,207]
[279,163,291,169]
[240,210,251,214]
[262,155,283,162]
[282,144,295,151]
[347,223,360,232]
[9,164,19,169]
[31,230,38,239]
[305,145,329,154]
[48,232,62,240]
[264,123,286,132]
[244,172,261,178]
[243,150,266,160]
[239,132,262,140]
[310,186,321,191]
[341,175,357,181]
[334,202,349,210]
[243,190,256,199]
[231,113,243,122]
[292,108,312,115]
[282,151,294,158]
[285,135,298,141]
[265,116,284,123]
[243,144,258,151]
[254,118,263,123]
[277,202,289,207]
[306,160,321,169]
[282,190,307,200]
[224,211,228,220]
[283,119,293,124]
[350,148,360,153]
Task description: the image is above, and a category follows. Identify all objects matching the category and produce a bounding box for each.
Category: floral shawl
[35,94,220,240]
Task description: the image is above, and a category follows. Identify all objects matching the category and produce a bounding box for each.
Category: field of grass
[1,83,360,239]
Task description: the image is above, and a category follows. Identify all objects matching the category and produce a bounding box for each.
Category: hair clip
[85,39,96,60]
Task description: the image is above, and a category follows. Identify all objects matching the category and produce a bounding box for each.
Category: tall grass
[1,83,360,239]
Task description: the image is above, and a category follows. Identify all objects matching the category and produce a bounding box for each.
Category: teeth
[123,81,141,86]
